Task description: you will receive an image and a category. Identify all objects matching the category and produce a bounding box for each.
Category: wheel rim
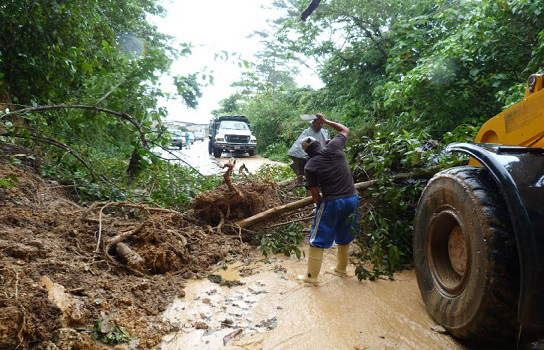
[427,208,470,296]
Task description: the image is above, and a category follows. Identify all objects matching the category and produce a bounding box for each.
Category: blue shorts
[309,195,359,248]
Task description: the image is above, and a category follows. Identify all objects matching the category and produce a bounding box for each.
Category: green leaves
[91,319,134,345]
[0,176,17,189]
[258,223,305,259]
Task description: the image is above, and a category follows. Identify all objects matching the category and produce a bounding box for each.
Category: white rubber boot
[297,246,324,285]
[333,244,350,277]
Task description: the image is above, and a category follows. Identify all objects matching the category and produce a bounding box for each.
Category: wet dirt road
[155,140,283,175]
[159,245,465,350]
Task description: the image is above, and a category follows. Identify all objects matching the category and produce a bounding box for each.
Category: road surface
[153,140,284,175]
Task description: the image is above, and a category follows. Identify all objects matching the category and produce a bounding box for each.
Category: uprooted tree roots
[192,161,282,232]
[86,161,283,278]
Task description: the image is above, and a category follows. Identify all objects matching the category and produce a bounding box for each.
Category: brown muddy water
[159,245,465,350]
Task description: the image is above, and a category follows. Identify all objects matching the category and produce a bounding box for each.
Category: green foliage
[261,142,290,162]
[39,146,222,209]
[133,159,222,210]
[349,126,436,278]
[255,163,294,183]
[258,222,305,259]
[442,123,480,145]
[91,320,134,345]
[0,0,212,210]
[0,176,17,189]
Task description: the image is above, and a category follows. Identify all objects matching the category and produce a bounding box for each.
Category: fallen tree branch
[0,131,102,181]
[1,104,148,148]
[116,242,146,272]
[103,224,146,277]
[238,163,461,229]
[96,203,114,254]
[237,196,314,229]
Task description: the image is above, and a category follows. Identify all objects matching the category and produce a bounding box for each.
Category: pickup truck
[208,115,257,158]
[168,129,185,149]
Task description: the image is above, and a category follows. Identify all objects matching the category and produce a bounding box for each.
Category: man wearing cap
[297,113,359,285]
[287,117,330,182]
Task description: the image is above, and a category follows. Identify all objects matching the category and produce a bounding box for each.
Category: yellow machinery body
[470,74,544,165]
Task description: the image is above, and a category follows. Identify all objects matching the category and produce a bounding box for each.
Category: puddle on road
[159,247,465,350]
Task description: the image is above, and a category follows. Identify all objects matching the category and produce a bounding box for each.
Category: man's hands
[315,113,349,138]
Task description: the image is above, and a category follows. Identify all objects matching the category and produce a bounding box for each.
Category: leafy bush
[349,126,437,279]
[261,142,290,162]
[254,163,294,183]
[258,222,305,259]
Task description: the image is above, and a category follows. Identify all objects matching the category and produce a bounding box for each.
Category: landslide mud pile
[0,146,281,349]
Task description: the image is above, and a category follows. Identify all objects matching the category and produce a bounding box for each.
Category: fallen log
[116,242,146,272]
[237,164,456,229]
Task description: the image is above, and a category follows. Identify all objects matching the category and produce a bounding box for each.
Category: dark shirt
[304,134,358,200]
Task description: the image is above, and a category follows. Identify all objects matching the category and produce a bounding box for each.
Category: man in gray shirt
[287,118,329,182]
[297,114,359,285]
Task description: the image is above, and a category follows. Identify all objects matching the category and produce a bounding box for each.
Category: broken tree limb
[103,224,146,276]
[116,242,146,272]
[237,163,460,229]
[237,196,314,229]
[1,104,149,148]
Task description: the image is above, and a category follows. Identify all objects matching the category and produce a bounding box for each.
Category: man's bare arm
[315,113,349,138]
[309,187,321,204]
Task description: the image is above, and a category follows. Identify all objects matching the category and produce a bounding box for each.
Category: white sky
[153,0,322,124]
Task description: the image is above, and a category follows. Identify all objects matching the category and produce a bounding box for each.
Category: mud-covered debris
[207,274,245,288]
[223,328,243,346]
[221,318,234,328]
[192,178,281,228]
[431,324,448,334]
[273,264,287,273]
[0,150,249,349]
[248,287,267,295]
[257,317,277,330]
[194,321,209,330]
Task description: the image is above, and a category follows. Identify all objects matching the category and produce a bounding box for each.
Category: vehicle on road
[168,129,185,149]
[208,115,257,158]
[194,131,204,141]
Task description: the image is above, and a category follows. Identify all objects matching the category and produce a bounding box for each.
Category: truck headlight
[250,136,257,142]
[215,135,225,142]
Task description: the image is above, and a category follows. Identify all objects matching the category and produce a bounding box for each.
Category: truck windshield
[219,121,249,131]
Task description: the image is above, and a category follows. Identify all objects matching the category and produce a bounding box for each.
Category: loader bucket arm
[448,142,544,329]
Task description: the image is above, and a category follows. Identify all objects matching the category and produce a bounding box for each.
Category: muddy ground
[0,144,290,349]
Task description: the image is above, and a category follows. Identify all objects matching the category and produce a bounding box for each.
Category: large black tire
[248,149,255,156]
[213,147,222,158]
[413,166,519,343]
